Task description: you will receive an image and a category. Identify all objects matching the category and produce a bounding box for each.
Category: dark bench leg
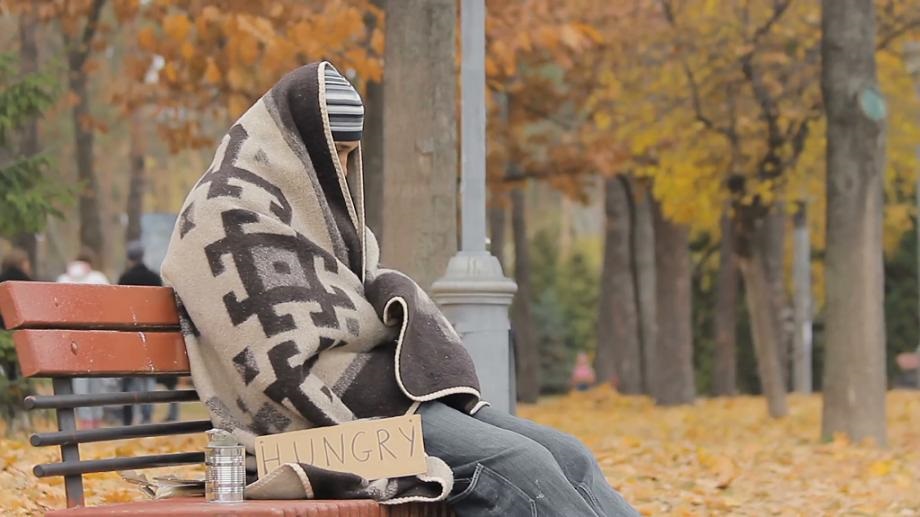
[52,378,85,507]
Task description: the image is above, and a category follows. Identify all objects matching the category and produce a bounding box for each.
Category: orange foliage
[128,0,382,149]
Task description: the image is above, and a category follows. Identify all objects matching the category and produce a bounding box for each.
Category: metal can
[205,444,245,503]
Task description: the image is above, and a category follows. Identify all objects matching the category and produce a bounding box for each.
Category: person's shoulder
[142,268,163,286]
[88,271,110,285]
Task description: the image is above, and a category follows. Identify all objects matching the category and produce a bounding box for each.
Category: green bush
[528,229,601,394]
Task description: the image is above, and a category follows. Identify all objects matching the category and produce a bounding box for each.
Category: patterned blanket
[161,62,483,503]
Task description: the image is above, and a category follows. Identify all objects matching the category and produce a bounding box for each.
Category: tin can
[205,444,245,503]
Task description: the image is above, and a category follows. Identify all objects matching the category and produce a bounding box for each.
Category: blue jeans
[420,402,638,517]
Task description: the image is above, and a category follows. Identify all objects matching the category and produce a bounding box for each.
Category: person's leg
[420,402,602,517]
[93,378,115,425]
[165,401,180,421]
[121,378,134,426]
[72,378,94,428]
[161,376,180,421]
[140,378,155,423]
[475,406,638,517]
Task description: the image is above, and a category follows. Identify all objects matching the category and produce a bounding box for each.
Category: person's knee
[550,432,602,480]
[493,436,559,478]
[560,432,596,462]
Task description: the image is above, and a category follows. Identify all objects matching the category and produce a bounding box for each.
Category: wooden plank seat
[0,281,450,516]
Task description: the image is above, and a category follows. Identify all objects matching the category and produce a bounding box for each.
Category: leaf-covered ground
[519,389,920,516]
[1,389,918,515]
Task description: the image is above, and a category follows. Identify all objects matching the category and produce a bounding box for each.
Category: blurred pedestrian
[0,248,32,283]
[1,248,33,377]
[570,352,596,391]
[118,241,161,286]
[57,249,108,285]
[1,248,32,330]
[118,242,162,425]
[57,249,110,428]
[157,374,180,422]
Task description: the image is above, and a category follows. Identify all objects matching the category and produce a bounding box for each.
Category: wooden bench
[0,281,450,516]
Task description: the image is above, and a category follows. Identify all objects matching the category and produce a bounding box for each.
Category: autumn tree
[117,10,149,245]
[632,183,658,395]
[650,199,696,404]
[596,175,642,393]
[64,0,107,259]
[821,0,888,445]
[713,211,739,396]
[510,186,540,401]
[484,0,606,398]
[130,1,383,149]
[362,0,385,237]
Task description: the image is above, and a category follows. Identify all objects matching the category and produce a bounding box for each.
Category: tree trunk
[381,0,457,290]
[821,0,887,445]
[738,226,789,418]
[632,181,657,395]
[558,195,573,261]
[511,187,539,402]
[712,211,739,396]
[650,200,695,405]
[487,91,509,269]
[763,204,791,389]
[124,109,145,244]
[595,176,642,392]
[792,202,813,393]
[362,0,384,238]
[15,8,40,270]
[488,195,507,268]
[65,0,106,260]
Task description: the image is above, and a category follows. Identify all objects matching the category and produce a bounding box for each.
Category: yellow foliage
[203,58,221,84]
[593,111,612,131]
[162,13,191,42]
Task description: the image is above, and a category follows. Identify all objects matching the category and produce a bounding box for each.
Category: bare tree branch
[751,0,793,44]
[877,18,920,51]
[65,0,106,68]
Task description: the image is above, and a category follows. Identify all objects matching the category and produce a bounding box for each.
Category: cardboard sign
[254,414,426,481]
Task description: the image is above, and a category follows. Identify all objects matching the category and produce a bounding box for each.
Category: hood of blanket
[263,61,366,276]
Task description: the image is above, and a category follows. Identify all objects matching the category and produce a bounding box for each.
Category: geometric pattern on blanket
[204,207,357,338]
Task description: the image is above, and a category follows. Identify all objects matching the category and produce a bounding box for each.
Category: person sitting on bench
[161,62,637,517]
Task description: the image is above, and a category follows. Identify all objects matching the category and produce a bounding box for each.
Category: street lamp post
[431,0,518,413]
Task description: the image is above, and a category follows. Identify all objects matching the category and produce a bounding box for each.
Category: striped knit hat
[323,64,364,142]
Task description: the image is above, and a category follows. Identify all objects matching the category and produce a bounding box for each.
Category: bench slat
[31,420,212,447]
[14,329,190,377]
[0,281,179,330]
[44,498,390,516]
[25,390,199,410]
[34,452,204,477]
[45,499,453,516]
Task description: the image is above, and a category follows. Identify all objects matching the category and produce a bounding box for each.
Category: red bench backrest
[0,281,189,377]
[0,281,204,509]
